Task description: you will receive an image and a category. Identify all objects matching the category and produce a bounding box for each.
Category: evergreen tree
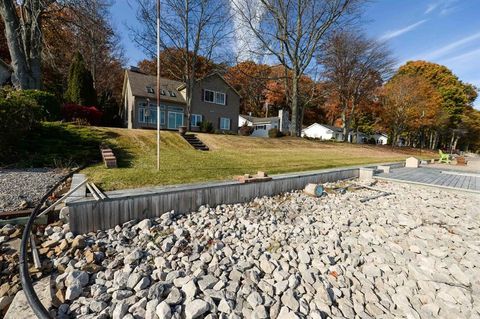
[65,52,97,106]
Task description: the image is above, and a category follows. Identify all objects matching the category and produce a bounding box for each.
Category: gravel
[0,168,66,211]
[6,179,479,318]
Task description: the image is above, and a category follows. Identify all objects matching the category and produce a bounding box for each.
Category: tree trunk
[290,74,299,136]
[185,76,194,131]
[0,0,42,89]
[452,136,459,151]
[341,109,348,142]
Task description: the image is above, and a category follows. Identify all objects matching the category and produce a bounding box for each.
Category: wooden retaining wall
[66,163,402,234]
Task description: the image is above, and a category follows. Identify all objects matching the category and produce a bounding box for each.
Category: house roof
[177,72,242,98]
[240,114,280,124]
[125,70,186,104]
[302,123,343,133]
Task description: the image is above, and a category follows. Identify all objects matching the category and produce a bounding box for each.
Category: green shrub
[0,93,41,157]
[11,90,61,121]
[200,121,214,133]
[268,127,284,138]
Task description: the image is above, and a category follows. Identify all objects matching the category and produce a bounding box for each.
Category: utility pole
[156,0,161,171]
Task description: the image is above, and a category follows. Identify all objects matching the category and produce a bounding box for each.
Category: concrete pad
[4,277,52,319]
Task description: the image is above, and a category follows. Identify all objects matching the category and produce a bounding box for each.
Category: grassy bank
[80,127,435,190]
[7,123,435,190]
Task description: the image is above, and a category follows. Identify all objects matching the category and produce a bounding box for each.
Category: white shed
[373,133,388,145]
[301,123,343,141]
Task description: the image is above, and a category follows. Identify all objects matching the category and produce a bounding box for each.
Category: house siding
[190,75,240,132]
[123,72,240,132]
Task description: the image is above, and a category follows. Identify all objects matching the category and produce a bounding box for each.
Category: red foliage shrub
[61,103,103,125]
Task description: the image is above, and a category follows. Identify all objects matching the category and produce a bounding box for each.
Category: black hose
[19,167,83,319]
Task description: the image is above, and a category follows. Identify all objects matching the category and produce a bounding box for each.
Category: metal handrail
[19,168,82,319]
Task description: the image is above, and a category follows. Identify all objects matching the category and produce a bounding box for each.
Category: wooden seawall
[66,163,402,234]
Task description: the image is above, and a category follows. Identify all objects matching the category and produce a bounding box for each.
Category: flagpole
[156,0,161,171]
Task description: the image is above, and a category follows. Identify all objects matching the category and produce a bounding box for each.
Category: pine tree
[65,52,97,106]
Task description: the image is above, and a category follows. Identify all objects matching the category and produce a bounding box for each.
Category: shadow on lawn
[101,131,135,168]
[5,122,133,169]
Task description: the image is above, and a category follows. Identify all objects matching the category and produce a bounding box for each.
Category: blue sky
[111,0,480,108]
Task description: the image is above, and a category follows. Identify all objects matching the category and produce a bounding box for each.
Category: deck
[375,166,480,193]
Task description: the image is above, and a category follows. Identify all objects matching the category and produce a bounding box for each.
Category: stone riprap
[21,180,480,318]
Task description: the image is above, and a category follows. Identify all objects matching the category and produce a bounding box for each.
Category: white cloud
[230,0,264,62]
[418,31,480,60]
[379,19,428,41]
[425,0,458,16]
[443,48,480,64]
[425,3,438,14]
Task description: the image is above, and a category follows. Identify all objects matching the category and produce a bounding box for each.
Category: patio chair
[439,150,451,164]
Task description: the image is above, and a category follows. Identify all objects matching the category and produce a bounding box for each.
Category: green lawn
[79,126,435,191]
[11,123,434,190]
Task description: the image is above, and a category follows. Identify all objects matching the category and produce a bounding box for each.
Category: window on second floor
[204,90,215,103]
[204,89,226,105]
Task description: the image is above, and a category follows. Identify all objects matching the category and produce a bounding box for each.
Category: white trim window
[191,114,202,127]
[215,92,225,105]
[204,89,226,105]
[220,117,231,130]
[138,107,165,124]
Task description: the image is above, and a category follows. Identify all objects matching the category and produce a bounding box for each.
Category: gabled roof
[178,72,242,98]
[125,70,186,103]
[302,123,343,133]
[240,114,280,124]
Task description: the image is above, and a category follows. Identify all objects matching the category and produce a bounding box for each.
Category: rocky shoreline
[1,180,479,318]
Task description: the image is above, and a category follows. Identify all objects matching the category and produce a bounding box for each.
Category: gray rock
[184,299,210,319]
[260,259,276,274]
[155,301,172,319]
[281,289,299,312]
[165,287,183,305]
[112,302,129,319]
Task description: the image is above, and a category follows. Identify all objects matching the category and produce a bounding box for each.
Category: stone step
[182,134,209,151]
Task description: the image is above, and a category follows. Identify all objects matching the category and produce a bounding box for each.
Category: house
[238,110,289,137]
[122,68,241,132]
[373,133,388,145]
[301,123,344,141]
[348,131,368,144]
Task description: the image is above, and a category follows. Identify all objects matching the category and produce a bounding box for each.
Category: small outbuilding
[301,123,344,141]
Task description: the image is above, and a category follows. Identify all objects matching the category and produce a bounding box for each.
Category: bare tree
[320,31,395,142]
[130,0,232,130]
[0,0,54,89]
[231,0,361,136]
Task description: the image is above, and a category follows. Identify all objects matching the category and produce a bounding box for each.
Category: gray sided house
[122,69,240,132]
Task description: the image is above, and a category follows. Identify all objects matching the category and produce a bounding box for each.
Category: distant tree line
[0,0,479,152]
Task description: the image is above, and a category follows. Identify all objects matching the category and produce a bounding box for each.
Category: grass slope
[80,127,435,190]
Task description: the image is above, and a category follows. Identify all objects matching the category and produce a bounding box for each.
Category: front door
[168,111,184,129]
